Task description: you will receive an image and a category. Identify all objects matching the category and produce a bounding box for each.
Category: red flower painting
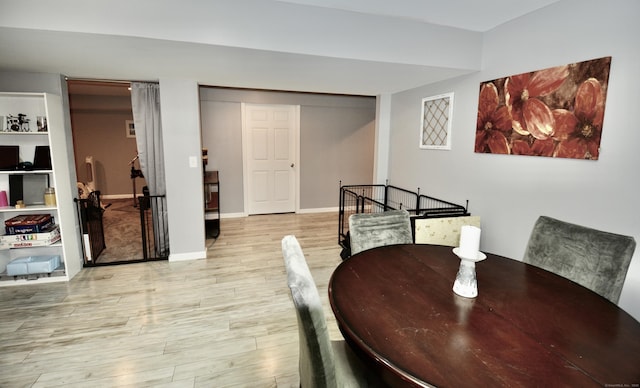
[475,83,512,154]
[474,57,611,160]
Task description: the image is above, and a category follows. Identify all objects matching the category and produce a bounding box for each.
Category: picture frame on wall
[420,92,454,150]
[126,120,135,138]
[474,56,611,160]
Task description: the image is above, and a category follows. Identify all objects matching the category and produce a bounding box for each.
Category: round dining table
[328,244,640,387]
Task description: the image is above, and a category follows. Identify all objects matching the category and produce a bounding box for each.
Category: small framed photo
[420,92,454,150]
[126,120,135,138]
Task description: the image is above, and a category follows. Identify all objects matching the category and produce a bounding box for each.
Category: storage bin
[6,255,61,276]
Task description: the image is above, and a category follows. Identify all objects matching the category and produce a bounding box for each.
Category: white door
[242,103,299,215]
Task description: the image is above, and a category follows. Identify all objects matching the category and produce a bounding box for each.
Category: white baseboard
[219,208,338,218]
[298,207,339,214]
[102,194,137,200]
[220,212,247,219]
[169,251,206,262]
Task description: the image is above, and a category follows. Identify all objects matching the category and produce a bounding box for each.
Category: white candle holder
[452,247,486,298]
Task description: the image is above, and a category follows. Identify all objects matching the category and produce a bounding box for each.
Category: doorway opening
[67,79,168,265]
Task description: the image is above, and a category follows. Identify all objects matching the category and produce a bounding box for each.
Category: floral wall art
[475,56,611,160]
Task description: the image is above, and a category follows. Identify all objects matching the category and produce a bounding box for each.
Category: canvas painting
[475,56,611,160]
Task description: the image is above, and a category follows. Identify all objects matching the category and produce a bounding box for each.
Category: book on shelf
[4,214,54,234]
[0,225,60,248]
[4,234,60,248]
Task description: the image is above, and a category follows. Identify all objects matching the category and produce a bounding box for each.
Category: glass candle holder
[453,259,478,298]
[452,247,487,298]
[44,187,56,206]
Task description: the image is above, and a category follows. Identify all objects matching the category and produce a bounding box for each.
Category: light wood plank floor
[0,212,345,387]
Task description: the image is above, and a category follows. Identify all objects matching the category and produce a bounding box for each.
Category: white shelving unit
[0,92,83,285]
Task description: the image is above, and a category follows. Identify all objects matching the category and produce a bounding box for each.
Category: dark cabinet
[204,170,220,238]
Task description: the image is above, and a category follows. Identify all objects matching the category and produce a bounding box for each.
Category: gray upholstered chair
[348,209,413,256]
[523,216,636,304]
[414,215,481,246]
[282,235,372,388]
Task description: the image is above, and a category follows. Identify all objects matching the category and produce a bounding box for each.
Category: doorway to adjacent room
[68,79,150,265]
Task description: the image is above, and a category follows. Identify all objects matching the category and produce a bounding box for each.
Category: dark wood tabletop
[328,244,640,387]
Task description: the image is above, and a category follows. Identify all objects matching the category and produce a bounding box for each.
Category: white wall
[387,0,640,320]
[374,94,392,184]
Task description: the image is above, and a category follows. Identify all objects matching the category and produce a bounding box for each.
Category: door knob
[291,163,295,168]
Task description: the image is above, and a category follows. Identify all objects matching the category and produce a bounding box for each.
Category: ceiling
[1,0,562,96]
[276,0,561,31]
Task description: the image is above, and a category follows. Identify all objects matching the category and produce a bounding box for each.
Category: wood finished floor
[0,212,345,387]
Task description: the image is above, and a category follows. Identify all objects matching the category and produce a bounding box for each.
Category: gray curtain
[131,82,165,195]
[131,82,168,256]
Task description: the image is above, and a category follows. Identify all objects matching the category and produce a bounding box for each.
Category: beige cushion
[414,216,481,247]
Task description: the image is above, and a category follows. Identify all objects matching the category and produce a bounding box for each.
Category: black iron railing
[75,191,106,265]
[338,183,469,258]
[138,194,170,260]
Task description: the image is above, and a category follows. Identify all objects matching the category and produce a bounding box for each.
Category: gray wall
[200,87,376,214]
[0,72,65,95]
[160,79,206,261]
[387,0,640,319]
[69,94,143,197]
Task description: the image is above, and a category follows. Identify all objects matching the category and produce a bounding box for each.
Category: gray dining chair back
[281,235,370,388]
[414,215,481,246]
[523,216,636,304]
[348,209,413,256]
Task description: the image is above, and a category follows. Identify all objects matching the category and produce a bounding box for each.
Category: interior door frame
[241,103,300,215]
